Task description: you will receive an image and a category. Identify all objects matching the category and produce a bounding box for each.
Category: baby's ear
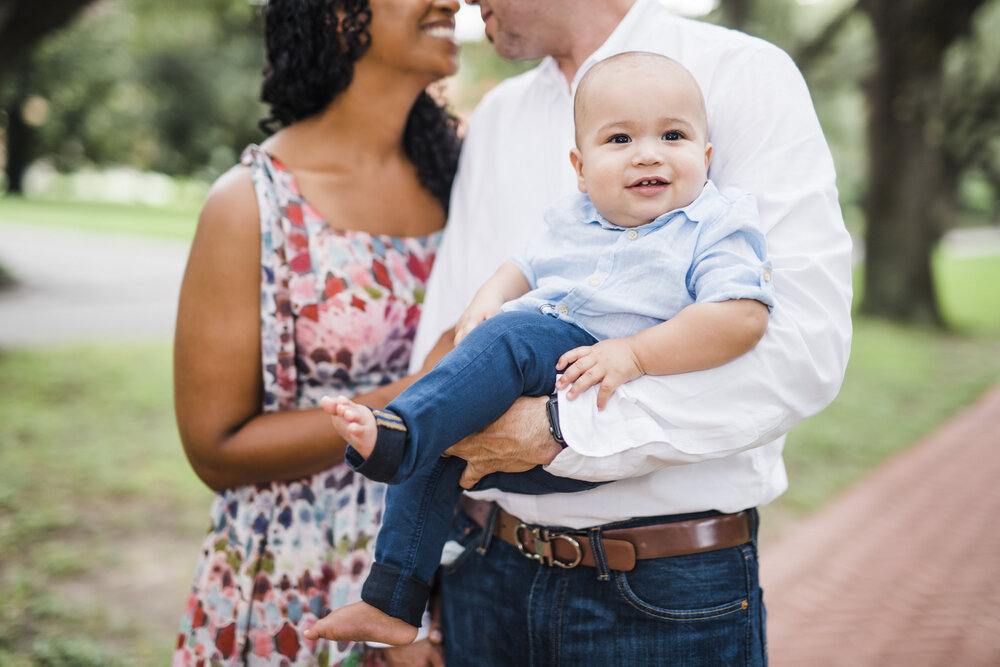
[569,148,588,193]
[704,142,713,171]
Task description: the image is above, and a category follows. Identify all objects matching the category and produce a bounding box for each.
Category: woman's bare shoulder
[198,164,259,236]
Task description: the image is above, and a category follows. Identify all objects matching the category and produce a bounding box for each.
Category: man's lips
[481,9,494,37]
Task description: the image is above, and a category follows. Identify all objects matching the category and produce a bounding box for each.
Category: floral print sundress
[173,145,441,667]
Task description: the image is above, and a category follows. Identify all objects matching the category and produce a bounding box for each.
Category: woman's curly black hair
[259,0,461,212]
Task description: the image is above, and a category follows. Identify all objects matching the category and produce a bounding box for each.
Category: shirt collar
[536,56,565,89]
[678,180,719,223]
[538,0,671,95]
[564,180,719,230]
[570,0,669,95]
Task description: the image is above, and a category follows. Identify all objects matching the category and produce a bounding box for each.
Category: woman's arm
[174,168,448,492]
[453,261,531,343]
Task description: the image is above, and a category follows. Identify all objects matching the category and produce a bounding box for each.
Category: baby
[306,51,775,645]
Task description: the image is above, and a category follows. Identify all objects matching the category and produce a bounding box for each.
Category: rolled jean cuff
[344,409,407,483]
[361,562,431,627]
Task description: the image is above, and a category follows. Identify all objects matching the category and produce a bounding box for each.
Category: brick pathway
[761,382,1000,666]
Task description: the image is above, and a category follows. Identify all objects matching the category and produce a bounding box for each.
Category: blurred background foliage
[1,0,265,188]
[2,0,998,323]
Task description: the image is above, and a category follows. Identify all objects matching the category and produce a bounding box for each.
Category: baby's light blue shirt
[502,180,775,342]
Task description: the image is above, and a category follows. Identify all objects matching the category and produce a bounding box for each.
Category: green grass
[0,344,211,666]
[763,250,1000,533]
[0,195,199,241]
[936,251,1000,333]
[777,319,1000,515]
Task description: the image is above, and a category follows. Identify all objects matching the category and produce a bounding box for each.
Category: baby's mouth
[628,178,670,195]
[629,178,669,188]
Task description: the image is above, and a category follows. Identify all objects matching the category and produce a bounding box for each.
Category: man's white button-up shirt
[410,0,853,528]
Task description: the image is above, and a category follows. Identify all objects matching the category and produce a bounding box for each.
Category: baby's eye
[663,131,684,141]
[608,134,631,144]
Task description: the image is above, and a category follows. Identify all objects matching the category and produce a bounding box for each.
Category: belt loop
[588,527,610,581]
[476,503,500,555]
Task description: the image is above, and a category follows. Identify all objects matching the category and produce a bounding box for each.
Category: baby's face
[571,61,712,228]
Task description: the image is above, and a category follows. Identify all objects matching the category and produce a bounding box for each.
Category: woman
[172,0,462,664]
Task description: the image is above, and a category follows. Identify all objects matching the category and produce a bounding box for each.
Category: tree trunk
[858,0,987,325]
[0,0,95,84]
[2,58,34,194]
[718,0,751,31]
[3,104,31,193]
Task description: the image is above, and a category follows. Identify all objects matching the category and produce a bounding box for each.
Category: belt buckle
[515,523,583,568]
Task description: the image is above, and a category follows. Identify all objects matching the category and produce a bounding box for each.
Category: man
[409,1,853,664]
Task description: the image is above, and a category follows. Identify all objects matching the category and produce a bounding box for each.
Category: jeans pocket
[613,546,752,622]
[440,509,483,575]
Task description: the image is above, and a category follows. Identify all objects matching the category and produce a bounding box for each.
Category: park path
[0,221,189,346]
[2,219,1000,664]
[761,381,1000,666]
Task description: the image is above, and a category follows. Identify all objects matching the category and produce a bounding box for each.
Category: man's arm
[555,299,769,409]
[446,396,559,489]
[448,46,851,485]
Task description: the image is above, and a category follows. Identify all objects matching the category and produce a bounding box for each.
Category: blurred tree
[0,0,95,84]
[0,0,97,192]
[3,62,34,192]
[718,0,751,31]
[1,0,264,192]
[452,40,537,117]
[939,3,1000,225]
[712,0,999,326]
[858,0,989,324]
[123,0,266,176]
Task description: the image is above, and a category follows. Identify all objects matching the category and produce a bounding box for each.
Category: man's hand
[445,395,562,488]
[555,338,644,409]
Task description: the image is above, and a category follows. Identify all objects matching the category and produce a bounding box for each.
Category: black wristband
[545,394,567,448]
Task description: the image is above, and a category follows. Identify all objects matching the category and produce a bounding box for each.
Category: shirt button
[587,277,600,287]
[763,269,773,282]
[627,229,639,240]
[557,305,569,315]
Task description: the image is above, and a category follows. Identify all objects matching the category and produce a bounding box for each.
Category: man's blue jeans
[358,311,603,625]
[440,507,767,666]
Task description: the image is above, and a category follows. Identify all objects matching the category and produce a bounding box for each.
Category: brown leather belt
[460,498,752,572]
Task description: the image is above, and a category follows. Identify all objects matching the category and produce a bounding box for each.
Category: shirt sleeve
[549,46,853,476]
[508,249,538,290]
[688,190,774,309]
[408,101,507,372]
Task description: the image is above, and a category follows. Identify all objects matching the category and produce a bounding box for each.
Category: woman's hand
[379,636,444,667]
[453,297,503,345]
[445,395,561,488]
[453,262,531,345]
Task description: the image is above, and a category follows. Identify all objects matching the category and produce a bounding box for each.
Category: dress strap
[242,144,299,413]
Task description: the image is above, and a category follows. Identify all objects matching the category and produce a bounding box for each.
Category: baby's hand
[555,338,644,410]
[454,297,503,344]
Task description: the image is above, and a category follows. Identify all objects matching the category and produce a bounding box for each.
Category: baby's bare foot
[303,601,419,646]
[320,395,377,458]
